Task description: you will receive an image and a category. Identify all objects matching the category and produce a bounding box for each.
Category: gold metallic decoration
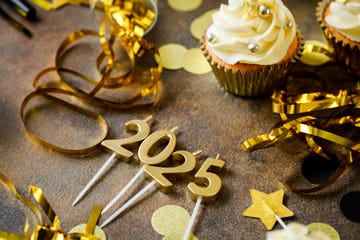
[101,117,152,160]
[21,0,162,155]
[190,9,217,40]
[248,40,259,53]
[307,222,341,240]
[206,32,216,44]
[69,205,106,240]
[240,41,359,193]
[167,0,202,12]
[151,205,198,240]
[241,67,359,193]
[143,150,197,193]
[0,172,103,240]
[20,87,109,155]
[182,48,212,75]
[99,128,201,228]
[300,40,334,66]
[272,87,360,115]
[155,43,187,70]
[138,129,177,165]
[284,19,293,29]
[257,4,272,18]
[183,154,224,240]
[187,154,225,203]
[72,116,153,206]
[243,189,294,230]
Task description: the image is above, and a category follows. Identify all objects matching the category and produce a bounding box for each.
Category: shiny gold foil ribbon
[241,42,359,193]
[242,88,359,193]
[0,173,102,240]
[21,1,161,155]
[272,88,360,115]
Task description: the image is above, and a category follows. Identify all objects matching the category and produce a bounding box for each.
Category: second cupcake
[202,0,302,97]
[317,0,360,76]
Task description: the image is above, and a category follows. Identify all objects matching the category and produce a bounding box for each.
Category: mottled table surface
[1,0,359,239]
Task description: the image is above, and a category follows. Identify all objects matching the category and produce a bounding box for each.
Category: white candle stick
[182,154,225,239]
[183,196,203,240]
[102,167,145,214]
[274,214,288,229]
[100,180,157,228]
[72,153,117,206]
[100,150,201,228]
[72,116,153,207]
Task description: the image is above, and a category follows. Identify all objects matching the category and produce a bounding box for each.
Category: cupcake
[266,223,331,240]
[202,0,301,97]
[317,0,360,75]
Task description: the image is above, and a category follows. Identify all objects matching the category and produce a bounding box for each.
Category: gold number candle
[100,128,201,228]
[183,154,225,240]
[72,116,152,206]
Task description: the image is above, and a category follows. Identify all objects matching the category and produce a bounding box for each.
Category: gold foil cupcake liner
[201,31,303,97]
[317,0,360,75]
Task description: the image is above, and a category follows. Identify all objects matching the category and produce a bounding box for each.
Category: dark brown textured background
[1,0,359,239]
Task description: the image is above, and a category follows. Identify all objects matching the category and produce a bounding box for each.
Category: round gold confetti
[151,205,198,240]
[308,222,341,240]
[167,0,202,12]
[190,9,217,40]
[155,43,187,70]
[183,48,211,74]
[299,40,333,66]
[69,224,107,240]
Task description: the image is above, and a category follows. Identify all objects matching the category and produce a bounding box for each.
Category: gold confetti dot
[155,43,187,70]
[151,205,198,239]
[183,48,211,74]
[299,40,334,66]
[190,9,217,40]
[308,222,341,240]
[167,0,202,12]
[69,224,107,240]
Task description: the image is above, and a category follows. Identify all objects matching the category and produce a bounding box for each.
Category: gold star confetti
[243,189,294,230]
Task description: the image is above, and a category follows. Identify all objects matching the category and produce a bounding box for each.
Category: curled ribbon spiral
[242,41,359,193]
[21,0,162,155]
[0,172,103,240]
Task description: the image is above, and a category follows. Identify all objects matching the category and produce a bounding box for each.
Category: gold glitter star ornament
[242,189,294,230]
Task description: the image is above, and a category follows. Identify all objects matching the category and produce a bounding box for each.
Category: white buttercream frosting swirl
[206,0,297,65]
[266,223,331,240]
[325,0,360,42]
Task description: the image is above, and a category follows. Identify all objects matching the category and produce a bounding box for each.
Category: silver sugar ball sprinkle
[207,32,216,44]
[257,4,272,18]
[285,20,293,29]
[248,41,259,53]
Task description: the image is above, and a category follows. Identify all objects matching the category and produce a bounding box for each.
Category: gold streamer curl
[21,0,162,155]
[0,173,102,240]
[241,44,359,193]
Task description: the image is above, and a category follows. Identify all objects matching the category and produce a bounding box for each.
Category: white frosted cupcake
[317,0,360,75]
[266,223,331,240]
[202,0,301,97]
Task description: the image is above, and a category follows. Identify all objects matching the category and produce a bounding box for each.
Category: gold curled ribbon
[21,1,162,154]
[20,87,109,155]
[241,49,359,193]
[299,40,335,66]
[272,87,360,115]
[241,115,359,193]
[0,173,102,240]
